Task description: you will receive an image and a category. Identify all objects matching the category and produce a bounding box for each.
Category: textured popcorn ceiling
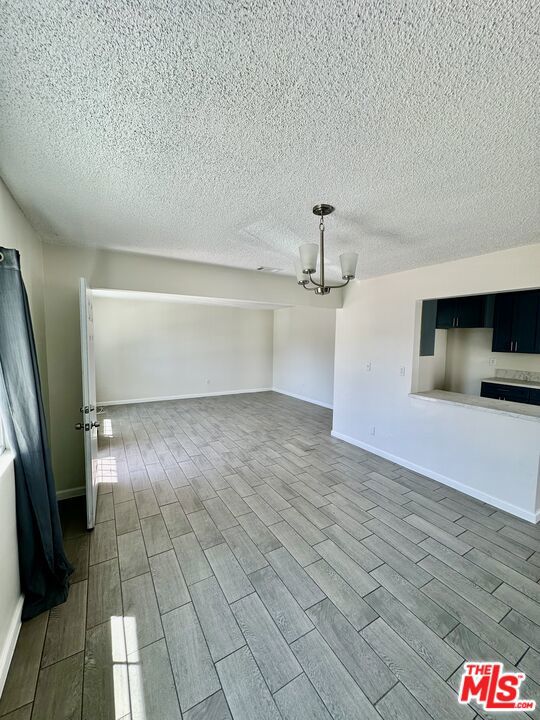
[0,1,538,279]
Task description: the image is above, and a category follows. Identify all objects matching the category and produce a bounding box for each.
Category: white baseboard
[56,486,85,501]
[99,388,273,406]
[331,430,538,524]
[272,388,333,409]
[0,594,23,697]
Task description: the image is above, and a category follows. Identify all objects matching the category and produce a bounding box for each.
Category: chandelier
[296,204,358,295]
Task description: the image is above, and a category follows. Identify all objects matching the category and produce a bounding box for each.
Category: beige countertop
[410,389,540,422]
[482,377,540,391]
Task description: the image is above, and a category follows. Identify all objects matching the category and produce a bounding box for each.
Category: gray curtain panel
[0,247,72,620]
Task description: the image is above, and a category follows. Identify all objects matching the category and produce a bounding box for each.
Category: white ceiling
[1,1,538,280]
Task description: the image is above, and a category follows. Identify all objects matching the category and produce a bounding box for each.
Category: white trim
[0,594,23,698]
[0,450,15,478]
[272,388,333,409]
[331,429,538,524]
[100,388,334,408]
[56,486,86,500]
[92,287,290,311]
[98,388,274,406]
[0,414,5,456]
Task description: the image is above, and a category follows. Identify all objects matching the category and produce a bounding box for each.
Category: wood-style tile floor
[1,391,540,719]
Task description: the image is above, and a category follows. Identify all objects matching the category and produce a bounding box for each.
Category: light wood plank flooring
[1,391,540,719]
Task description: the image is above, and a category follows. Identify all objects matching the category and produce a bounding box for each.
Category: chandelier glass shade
[297,204,358,295]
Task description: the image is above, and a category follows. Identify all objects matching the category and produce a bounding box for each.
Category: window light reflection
[96,456,118,485]
[110,616,146,720]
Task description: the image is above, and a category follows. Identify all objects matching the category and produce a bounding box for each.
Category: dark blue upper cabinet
[436,295,485,329]
[420,300,437,356]
[434,291,540,353]
[492,290,539,353]
[513,291,538,354]
[492,293,514,352]
[456,295,485,328]
[436,298,456,329]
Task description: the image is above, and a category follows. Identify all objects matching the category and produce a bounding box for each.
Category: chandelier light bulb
[299,243,318,274]
[340,252,358,279]
[294,259,306,283]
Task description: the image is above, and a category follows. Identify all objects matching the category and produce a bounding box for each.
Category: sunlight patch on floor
[111,616,146,720]
[96,456,118,486]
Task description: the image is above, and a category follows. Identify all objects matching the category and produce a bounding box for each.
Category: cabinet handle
[456,317,459,327]
[510,341,513,352]
[515,341,518,352]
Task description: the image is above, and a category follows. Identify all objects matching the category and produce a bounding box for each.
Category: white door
[79,277,99,530]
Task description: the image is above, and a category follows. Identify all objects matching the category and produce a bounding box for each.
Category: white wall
[417,329,447,392]
[42,243,342,493]
[0,179,48,409]
[333,243,540,521]
[0,179,45,694]
[444,327,540,395]
[0,454,22,697]
[94,296,274,404]
[273,307,336,408]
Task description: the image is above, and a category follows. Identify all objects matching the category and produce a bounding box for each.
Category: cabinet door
[481,382,530,403]
[456,295,485,328]
[492,293,514,352]
[536,300,540,353]
[529,388,540,407]
[483,294,495,328]
[480,382,500,399]
[512,290,539,354]
[420,300,437,356]
[501,386,530,403]
[436,298,456,329]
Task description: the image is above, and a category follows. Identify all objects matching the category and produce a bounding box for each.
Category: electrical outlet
[400,366,406,376]
[370,425,376,436]
[366,362,372,372]
[488,358,497,366]
[206,378,211,385]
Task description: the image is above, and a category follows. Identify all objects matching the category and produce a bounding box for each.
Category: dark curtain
[0,247,72,620]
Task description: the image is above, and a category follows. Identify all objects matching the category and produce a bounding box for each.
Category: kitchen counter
[410,389,540,422]
[482,376,540,390]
